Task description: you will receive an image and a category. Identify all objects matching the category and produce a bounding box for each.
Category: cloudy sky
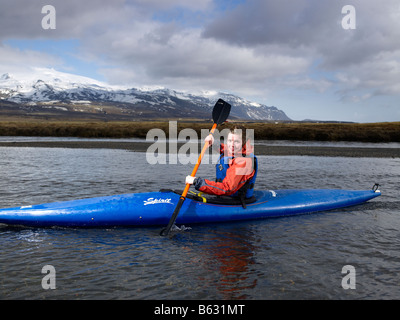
[1,0,399,122]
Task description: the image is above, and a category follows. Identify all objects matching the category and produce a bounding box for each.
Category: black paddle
[160,99,231,236]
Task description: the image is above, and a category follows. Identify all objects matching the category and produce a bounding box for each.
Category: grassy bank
[0,120,399,142]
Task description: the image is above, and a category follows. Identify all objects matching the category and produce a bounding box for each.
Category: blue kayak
[0,188,381,228]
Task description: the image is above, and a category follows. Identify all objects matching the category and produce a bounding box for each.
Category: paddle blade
[212,99,231,124]
[160,196,185,236]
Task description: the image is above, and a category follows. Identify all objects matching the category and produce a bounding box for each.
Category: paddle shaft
[160,123,217,236]
[183,122,217,197]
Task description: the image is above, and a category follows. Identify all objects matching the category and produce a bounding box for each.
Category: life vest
[215,153,258,199]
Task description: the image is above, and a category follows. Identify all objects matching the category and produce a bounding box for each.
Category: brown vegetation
[0,120,399,142]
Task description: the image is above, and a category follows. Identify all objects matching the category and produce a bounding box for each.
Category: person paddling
[185,126,258,204]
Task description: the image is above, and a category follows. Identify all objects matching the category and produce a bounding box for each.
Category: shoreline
[0,140,399,158]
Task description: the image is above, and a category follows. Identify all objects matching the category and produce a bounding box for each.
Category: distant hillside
[0,68,291,121]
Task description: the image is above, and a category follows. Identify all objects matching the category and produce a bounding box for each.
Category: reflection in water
[194,228,259,299]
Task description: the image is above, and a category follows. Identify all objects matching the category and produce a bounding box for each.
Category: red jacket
[193,141,256,196]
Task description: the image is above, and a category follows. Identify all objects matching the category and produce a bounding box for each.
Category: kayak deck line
[0,188,381,228]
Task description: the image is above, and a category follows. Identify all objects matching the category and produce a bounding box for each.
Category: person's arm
[186,157,254,196]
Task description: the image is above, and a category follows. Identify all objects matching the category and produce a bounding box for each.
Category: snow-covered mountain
[0,68,291,121]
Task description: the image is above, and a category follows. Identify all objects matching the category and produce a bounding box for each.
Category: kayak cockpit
[159,189,257,207]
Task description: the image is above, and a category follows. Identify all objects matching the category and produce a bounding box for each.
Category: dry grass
[0,120,399,142]
[245,122,400,142]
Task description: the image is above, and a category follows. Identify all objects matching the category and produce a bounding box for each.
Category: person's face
[227,133,242,155]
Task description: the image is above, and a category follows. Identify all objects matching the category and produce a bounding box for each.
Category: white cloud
[1,0,400,121]
[335,49,400,99]
[0,44,62,74]
[202,0,400,100]
[92,25,311,97]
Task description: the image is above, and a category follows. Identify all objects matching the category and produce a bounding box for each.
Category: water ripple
[0,146,399,299]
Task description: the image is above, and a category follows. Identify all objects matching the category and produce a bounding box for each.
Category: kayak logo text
[144,198,173,206]
[145,121,254,165]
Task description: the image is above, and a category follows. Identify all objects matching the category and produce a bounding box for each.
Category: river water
[0,139,399,300]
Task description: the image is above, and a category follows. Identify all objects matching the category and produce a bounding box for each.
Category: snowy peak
[0,73,11,80]
[0,68,291,121]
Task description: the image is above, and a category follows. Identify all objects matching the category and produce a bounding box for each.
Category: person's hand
[185,175,196,185]
[205,134,214,147]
